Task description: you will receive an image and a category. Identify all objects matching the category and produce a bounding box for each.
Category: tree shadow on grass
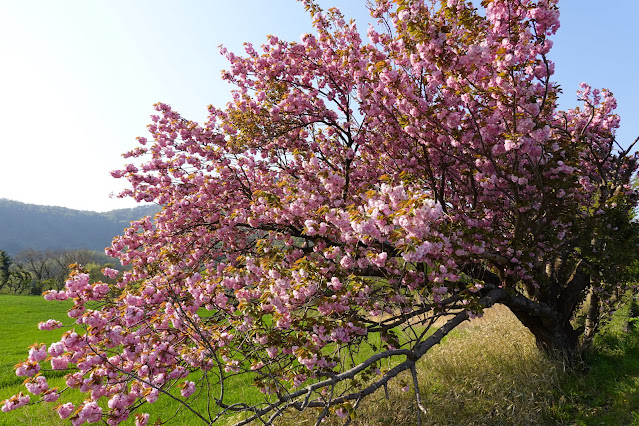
[549,319,639,425]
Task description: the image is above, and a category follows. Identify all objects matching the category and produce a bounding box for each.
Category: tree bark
[466,265,588,363]
[502,302,577,360]
[584,290,600,341]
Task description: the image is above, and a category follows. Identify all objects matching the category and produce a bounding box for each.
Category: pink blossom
[28,344,48,362]
[1,393,29,412]
[135,413,150,426]
[335,408,348,418]
[181,381,196,398]
[57,402,75,419]
[15,360,40,377]
[50,356,70,370]
[25,376,48,395]
[74,401,102,424]
[145,388,159,404]
[339,256,354,269]
[41,389,60,402]
[266,346,278,358]
[102,267,119,279]
[372,251,388,267]
[38,319,63,330]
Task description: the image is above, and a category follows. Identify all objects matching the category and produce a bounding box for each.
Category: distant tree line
[0,248,118,295]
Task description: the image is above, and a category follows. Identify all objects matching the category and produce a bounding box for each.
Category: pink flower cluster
[1,393,29,412]
[72,401,102,424]
[180,381,196,398]
[102,267,120,279]
[24,376,49,395]
[57,402,75,419]
[38,319,63,330]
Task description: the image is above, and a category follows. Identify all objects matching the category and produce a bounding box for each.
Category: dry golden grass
[281,305,562,425]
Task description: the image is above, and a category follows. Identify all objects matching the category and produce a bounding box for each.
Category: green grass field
[2,294,639,425]
[0,294,73,425]
[0,295,261,425]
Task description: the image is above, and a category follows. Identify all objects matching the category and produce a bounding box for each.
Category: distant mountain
[0,199,161,256]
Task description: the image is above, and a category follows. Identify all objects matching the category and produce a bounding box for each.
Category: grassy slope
[2,295,639,425]
[0,295,73,425]
[0,295,262,426]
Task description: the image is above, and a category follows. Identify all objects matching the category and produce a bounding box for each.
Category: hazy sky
[1,1,637,212]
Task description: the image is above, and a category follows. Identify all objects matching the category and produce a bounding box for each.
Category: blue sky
[1,1,637,212]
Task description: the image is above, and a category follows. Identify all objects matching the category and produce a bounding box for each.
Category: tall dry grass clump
[409,305,562,425]
[283,305,562,425]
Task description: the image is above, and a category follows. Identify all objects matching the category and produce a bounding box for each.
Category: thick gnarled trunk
[502,279,590,362]
[508,306,581,361]
[468,264,591,363]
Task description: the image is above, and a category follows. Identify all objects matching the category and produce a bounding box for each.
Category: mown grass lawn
[0,294,262,425]
[0,294,73,425]
[0,295,73,390]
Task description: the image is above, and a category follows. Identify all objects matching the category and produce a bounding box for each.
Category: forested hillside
[0,199,160,255]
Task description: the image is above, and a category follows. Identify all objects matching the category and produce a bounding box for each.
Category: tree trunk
[584,290,600,340]
[501,298,582,364]
[531,323,581,362]
[466,266,588,364]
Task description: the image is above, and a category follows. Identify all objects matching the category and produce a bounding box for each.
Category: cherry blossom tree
[4,0,638,424]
